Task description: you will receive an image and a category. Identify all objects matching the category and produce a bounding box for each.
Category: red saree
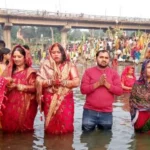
[1,45,37,133]
[37,59,79,134]
[121,66,136,92]
[1,68,37,132]
[43,91,74,134]
[0,77,8,129]
[134,112,150,130]
[36,43,80,134]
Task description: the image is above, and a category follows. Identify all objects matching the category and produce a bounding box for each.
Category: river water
[0,63,149,150]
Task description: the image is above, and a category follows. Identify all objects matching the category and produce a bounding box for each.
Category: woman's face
[146,62,150,78]
[128,68,134,75]
[12,50,25,67]
[50,46,62,64]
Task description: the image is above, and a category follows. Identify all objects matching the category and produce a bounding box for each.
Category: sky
[1,0,150,18]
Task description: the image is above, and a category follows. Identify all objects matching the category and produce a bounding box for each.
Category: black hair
[12,47,26,57]
[0,48,10,65]
[0,40,6,49]
[12,47,27,73]
[96,50,110,58]
[50,43,67,63]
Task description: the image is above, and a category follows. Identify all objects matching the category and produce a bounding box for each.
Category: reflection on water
[80,131,112,150]
[44,134,74,150]
[134,134,150,150]
[0,132,34,150]
[0,64,149,150]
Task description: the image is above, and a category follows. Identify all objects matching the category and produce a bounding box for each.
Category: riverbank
[77,56,141,67]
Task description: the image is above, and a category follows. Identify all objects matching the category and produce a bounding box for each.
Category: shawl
[130,59,150,117]
[138,59,150,86]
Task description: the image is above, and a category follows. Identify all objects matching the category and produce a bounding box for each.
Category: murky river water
[0,63,150,150]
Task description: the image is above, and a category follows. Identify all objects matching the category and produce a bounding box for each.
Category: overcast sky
[1,0,150,18]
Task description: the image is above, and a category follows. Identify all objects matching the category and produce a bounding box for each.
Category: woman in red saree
[36,43,80,134]
[130,59,150,133]
[0,48,11,129]
[111,54,118,70]
[121,66,136,92]
[0,48,11,76]
[1,45,37,133]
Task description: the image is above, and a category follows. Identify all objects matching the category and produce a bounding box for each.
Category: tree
[68,29,82,42]
[11,26,19,41]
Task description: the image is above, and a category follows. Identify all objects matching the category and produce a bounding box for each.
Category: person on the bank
[111,54,118,69]
[80,50,123,132]
[36,43,80,134]
[130,59,150,133]
[0,48,11,76]
[121,66,136,92]
[1,45,37,133]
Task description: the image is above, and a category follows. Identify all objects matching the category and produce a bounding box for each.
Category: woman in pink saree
[36,43,80,134]
[1,45,37,133]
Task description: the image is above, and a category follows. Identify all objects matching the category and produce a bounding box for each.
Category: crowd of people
[0,38,150,136]
[66,31,150,65]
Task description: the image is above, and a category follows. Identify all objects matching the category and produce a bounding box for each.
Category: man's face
[96,52,109,68]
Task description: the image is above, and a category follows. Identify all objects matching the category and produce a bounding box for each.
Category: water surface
[1,64,149,150]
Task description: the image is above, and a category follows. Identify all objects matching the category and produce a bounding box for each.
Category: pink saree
[43,89,74,134]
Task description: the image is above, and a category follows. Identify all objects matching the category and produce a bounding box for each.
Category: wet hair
[50,43,67,63]
[0,48,11,65]
[0,40,6,49]
[23,44,30,51]
[96,50,110,58]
